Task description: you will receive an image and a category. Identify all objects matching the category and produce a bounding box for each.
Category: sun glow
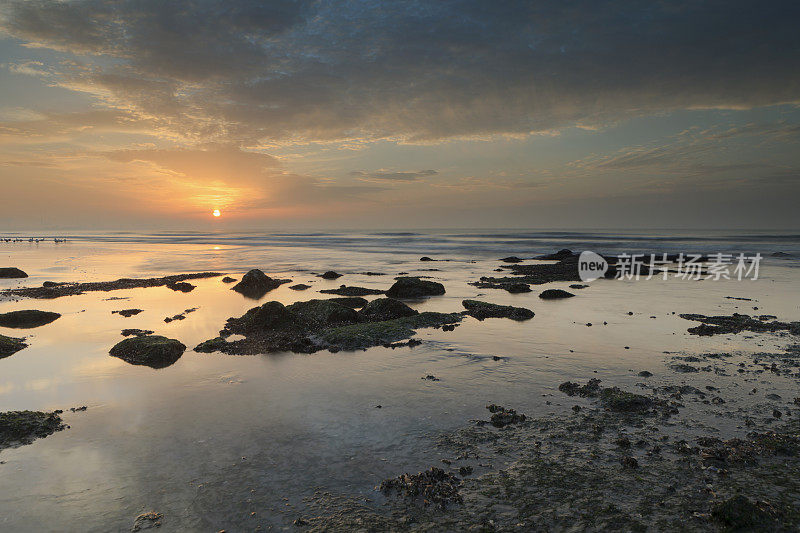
[213,209,221,217]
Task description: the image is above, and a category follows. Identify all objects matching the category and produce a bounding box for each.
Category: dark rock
[534,249,575,260]
[569,284,589,289]
[327,297,369,308]
[419,256,435,261]
[109,335,186,369]
[638,370,653,377]
[221,276,236,283]
[289,283,311,291]
[286,299,359,328]
[0,334,28,358]
[224,301,295,334]
[601,388,654,412]
[620,456,638,469]
[0,410,65,450]
[121,329,154,337]
[711,495,778,530]
[501,256,523,263]
[487,404,526,427]
[386,277,445,299]
[0,310,61,328]
[3,272,222,299]
[379,467,462,509]
[359,298,418,321]
[680,313,800,336]
[505,283,531,293]
[0,267,28,278]
[771,251,792,258]
[458,466,473,476]
[231,269,291,299]
[132,512,163,532]
[539,289,575,299]
[194,337,231,353]
[166,281,195,292]
[319,285,385,296]
[422,374,440,381]
[462,300,534,321]
[319,271,342,280]
[112,309,143,318]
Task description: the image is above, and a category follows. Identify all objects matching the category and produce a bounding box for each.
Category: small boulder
[111,309,143,318]
[505,283,531,293]
[419,256,435,262]
[500,256,523,263]
[712,495,777,530]
[109,335,186,369]
[462,300,534,321]
[0,334,28,358]
[386,277,445,299]
[539,289,575,299]
[0,267,27,278]
[166,281,195,292]
[359,298,418,321]
[319,271,342,280]
[231,269,288,299]
[319,285,385,296]
[226,301,294,333]
[289,283,311,291]
[0,310,61,329]
[0,410,65,449]
[221,276,236,283]
[327,296,368,308]
[287,299,359,328]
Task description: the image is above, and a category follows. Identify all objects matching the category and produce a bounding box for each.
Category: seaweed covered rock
[711,495,778,530]
[680,313,800,336]
[487,404,526,427]
[166,281,195,292]
[225,301,294,334]
[358,298,417,321]
[539,289,575,299]
[231,269,290,299]
[501,256,523,263]
[319,285,385,297]
[0,267,28,278]
[221,276,236,283]
[289,283,311,291]
[286,299,359,328]
[0,410,65,450]
[109,335,186,369]
[327,297,368,308]
[462,300,534,321]
[320,312,462,351]
[386,277,445,299]
[505,283,531,293]
[0,310,61,328]
[0,334,28,358]
[379,467,462,509]
[535,249,576,260]
[559,379,663,414]
[319,271,342,280]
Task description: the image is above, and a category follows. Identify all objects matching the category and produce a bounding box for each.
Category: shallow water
[1,231,799,531]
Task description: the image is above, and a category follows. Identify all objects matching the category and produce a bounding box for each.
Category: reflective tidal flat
[1,232,800,531]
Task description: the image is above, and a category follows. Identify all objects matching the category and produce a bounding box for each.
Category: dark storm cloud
[1,0,799,144]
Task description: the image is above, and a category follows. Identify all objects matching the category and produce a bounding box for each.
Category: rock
[386,277,445,298]
[0,310,61,328]
[534,249,575,260]
[422,374,440,381]
[680,313,800,336]
[221,276,236,283]
[358,298,418,321]
[121,329,154,337]
[132,511,164,531]
[319,271,342,279]
[462,300,534,321]
[287,299,359,328]
[419,256,435,261]
[379,467,462,509]
[500,256,523,263]
[193,337,231,353]
[327,297,368,308]
[505,283,531,293]
[319,285,385,296]
[569,284,589,289]
[771,251,792,258]
[0,334,28,358]
[166,281,195,292]
[289,283,311,291]
[112,309,143,318]
[0,267,28,278]
[620,456,638,469]
[231,269,291,299]
[458,466,473,476]
[539,289,575,299]
[600,388,654,412]
[711,495,777,530]
[638,370,653,377]
[486,404,526,427]
[0,410,65,450]
[225,301,295,333]
[109,335,186,369]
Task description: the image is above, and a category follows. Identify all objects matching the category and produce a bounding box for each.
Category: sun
[212,209,221,217]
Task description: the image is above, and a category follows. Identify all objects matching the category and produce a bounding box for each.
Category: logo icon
[578,251,608,282]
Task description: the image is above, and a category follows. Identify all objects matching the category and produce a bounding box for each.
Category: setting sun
[212,209,221,217]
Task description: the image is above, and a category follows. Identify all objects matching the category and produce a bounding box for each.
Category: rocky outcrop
[462,300,534,321]
[539,289,575,299]
[386,277,445,298]
[0,310,61,328]
[231,269,291,299]
[109,335,186,369]
[358,297,418,321]
[0,334,27,358]
[0,267,28,278]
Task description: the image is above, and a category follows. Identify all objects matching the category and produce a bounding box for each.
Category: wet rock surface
[386,277,445,299]
[231,269,291,299]
[0,410,65,450]
[109,335,186,369]
[539,288,575,299]
[680,313,800,336]
[112,309,143,318]
[121,329,154,337]
[221,276,236,283]
[0,267,28,278]
[289,283,311,291]
[379,467,462,510]
[327,296,368,308]
[2,272,223,299]
[0,309,61,328]
[318,271,342,279]
[166,281,195,292]
[0,334,27,358]
[462,300,534,321]
[486,404,526,427]
[319,285,385,296]
[358,298,417,321]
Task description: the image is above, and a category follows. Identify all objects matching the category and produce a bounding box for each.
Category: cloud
[350,169,438,182]
[1,1,798,146]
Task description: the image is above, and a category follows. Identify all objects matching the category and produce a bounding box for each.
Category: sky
[0,0,799,231]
